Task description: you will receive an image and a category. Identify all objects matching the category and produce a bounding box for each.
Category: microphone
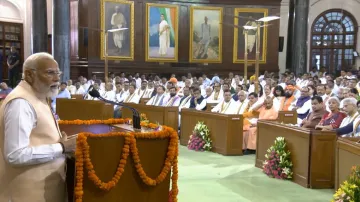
[83,85,94,99]
[89,88,141,129]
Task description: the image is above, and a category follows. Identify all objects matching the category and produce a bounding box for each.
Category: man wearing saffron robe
[279,85,297,111]
[243,96,278,154]
[301,96,326,129]
[211,89,239,114]
[290,86,312,124]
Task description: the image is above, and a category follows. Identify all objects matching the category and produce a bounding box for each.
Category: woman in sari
[315,97,346,130]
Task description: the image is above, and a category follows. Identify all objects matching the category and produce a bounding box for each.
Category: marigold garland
[60,119,179,202]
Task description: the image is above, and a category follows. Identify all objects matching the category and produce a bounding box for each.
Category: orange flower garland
[61,119,179,202]
[58,118,130,125]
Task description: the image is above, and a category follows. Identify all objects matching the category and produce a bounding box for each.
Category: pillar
[32,0,48,53]
[53,0,71,81]
[291,0,309,75]
[285,0,294,72]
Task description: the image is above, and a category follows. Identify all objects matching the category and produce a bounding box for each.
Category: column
[291,0,309,75]
[285,0,294,72]
[53,0,71,81]
[32,0,48,53]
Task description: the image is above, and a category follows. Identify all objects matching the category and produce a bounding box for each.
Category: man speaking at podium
[0,53,76,202]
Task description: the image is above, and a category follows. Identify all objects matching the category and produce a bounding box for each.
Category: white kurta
[146,94,165,106]
[207,90,224,104]
[340,112,360,137]
[159,20,170,55]
[211,99,239,114]
[123,93,140,104]
[236,100,249,114]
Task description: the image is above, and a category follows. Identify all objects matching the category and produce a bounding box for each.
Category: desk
[206,103,217,111]
[180,109,243,155]
[335,137,360,190]
[122,103,178,130]
[256,121,336,188]
[71,94,84,99]
[277,111,297,124]
[140,98,151,104]
[56,99,113,120]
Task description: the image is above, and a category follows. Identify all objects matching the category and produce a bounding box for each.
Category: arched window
[310,10,358,73]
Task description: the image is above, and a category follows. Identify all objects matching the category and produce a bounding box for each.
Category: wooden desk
[206,103,217,111]
[256,121,336,189]
[140,98,151,105]
[277,110,297,124]
[122,103,178,130]
[180,109,243,155]
[335,137,360,190]
[56,99,113,120]
[59,124,171,202]
[71,94,84,99]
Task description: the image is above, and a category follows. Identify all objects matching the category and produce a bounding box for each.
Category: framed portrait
[100,0,134,60]
[189,6,223,63]
[145,3,179,62]
[233,8,268,64]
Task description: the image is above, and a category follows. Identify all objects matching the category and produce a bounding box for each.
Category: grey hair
[342,97,357,106]
[328,96,340,104]
[23,52,55,73]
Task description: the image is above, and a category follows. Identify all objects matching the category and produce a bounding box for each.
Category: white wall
[279,0,360,73]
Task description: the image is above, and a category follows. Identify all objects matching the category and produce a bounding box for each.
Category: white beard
[48,88,59,98]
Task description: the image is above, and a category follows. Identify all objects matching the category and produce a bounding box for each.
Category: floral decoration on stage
[332,165,360,202]
[187,121,212,151]
[263,137,293,180]
[58,118,178,202]
[139,113,160,130]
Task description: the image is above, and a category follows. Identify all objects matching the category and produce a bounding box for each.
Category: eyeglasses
[30,69,62,77]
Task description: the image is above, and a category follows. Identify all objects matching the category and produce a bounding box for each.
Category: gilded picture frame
[189,6,223,63]
[100,0,134,60]
[233,8,268,64]
[145,3,179,62]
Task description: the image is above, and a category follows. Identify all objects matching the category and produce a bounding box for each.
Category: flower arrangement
[187,122,212,151]
[58,119,178,202]
[262,137,293,180]
[332,166,360,202]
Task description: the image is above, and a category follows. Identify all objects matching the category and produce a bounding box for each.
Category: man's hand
[60,132,77,153]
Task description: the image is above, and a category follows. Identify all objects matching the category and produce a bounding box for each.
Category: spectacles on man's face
[31,69,62,77]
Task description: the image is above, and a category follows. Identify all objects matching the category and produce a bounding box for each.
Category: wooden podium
[256,121,336,189]
[335,137,360,190]
[60,123,173,202]
[122,103,178,130]
[56,99,114,120]
[57,100,176,202]
[180,109,244,155]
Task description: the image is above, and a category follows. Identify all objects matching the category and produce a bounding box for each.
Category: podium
[57,100,178,202]
[56,99,114,120]
[335,137,360,190]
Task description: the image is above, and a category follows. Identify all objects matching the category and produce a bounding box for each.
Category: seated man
[301,96,326,129]
[279,85,297,111]
[243,96,278,154]
[290,86,311,124]
[0,82,12,95]
[102,82,116,102]
[178,86,192,110]
[123,84,140,104]
[163,86,181,107]
[337,98,359,137]
[211,89,239,114]
[235,90,248,114]
[207,82,223,103]
[185,87,206,110]
[146,86,166,106]
[51,81,71,111]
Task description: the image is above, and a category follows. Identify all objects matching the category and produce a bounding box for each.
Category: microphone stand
[89,89,141,129]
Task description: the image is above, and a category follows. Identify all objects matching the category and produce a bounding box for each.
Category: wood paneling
[71,0,281,79]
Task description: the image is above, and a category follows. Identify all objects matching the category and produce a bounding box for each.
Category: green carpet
[177,145,333,202]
